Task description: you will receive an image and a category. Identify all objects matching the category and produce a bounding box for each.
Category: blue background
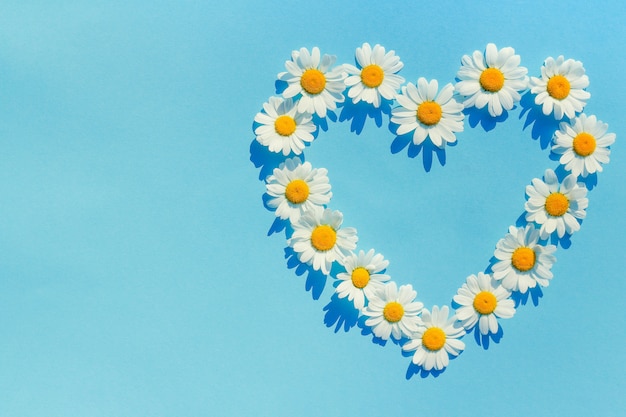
[1,1,625,416]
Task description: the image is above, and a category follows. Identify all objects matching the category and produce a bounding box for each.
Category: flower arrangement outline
[251,43,615,376]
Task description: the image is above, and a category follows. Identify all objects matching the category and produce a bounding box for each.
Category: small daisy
[552,114,616,178]
[453,272,515,335]
[529,56,590,120]
[363,281,423,341]
[402,306,465,372]
[344,43,405,108]
[265,157,332,223]
[278,47,346,118]
[455,43,529,117]
[254,96,317,156]
[492,225,557,293]
[525,169,589,239]
[335,249,391,311]
[391,77,464,148]
[288,208,357,275]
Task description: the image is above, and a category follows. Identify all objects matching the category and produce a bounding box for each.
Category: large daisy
[529,56,590,120]
[491,225,557,293]
[363,282,423,341]
[525,169,589,239]
[552,114,615,178]
[265,157,332,223]
[344,43,405,108]
[288,208,357,275]
[402,306,465,372]
[453,272,515,335]
[335,249,391,311]
[254,96,317,156]
[391,77,464,148]
[455,43,528,117]
[278,47,346,118]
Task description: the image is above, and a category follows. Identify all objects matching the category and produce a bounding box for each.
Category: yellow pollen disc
[300,69,326,95]
[511,247,536,272]
[544,192,570,217]
[284,179,310,204]
[422,327,446,351]
[310,225,336,252]
[274,115,297,136]
[572,132,597,157]
[546,75,571,100]
[479,67,505,92]
[416,101,442,126]
[351,267,370,289]
[383,302,404,323]
[360,64,384,88]
[473,291,498,315]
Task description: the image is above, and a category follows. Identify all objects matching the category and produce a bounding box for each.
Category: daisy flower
[391,77,464,148]
[552,114,616,178]
[363,281,423,341]
[335,249,391,311]
[344,43,405,108]
[529,56,590,120]
[402,306,465,372]
[278,47,346,118]
[492,225,557,293]
[288,208,357,275]
[254,96,317,156]
[265,157,332,223]
[453,272,515,335]
[525,169,589,239]
[455,43,529,117]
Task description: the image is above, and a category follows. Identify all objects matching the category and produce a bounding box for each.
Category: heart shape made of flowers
[251,43,615,376]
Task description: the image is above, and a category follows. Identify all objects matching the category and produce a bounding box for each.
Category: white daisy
[335,249,391,311]
[265,157,332,223]
[391,77,464,148]
[254,96,317,156]
[455,43,529,117]
[525,169,589,239]
[344,43,405,108]
[402,306,465,372]
[363,281,423,341]
[529,56,590,120]
[453,272,515,335]
[492,225,557,293]
[278,47,346,118]
[552,114,616,178]
[288,208,357,275]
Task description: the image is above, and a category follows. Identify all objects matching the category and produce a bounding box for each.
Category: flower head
[391,77,464,148]
[335,249,391,310]
[363,282,423,341]
[344,43,404,108]
[455,43,528,117]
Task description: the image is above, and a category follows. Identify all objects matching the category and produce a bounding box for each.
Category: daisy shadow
[283,246,327,300]
[403,358,446,379]
[548,232,573,249]
[274,79,288,95]
[249,137,290,181]
[322,293,359,333]
[511,286,543,307]
[472,325,504,350]
[519,91,563,150]
[312,111,337,133]
[463,105,510,132]
[389,129,447,172]
[553,163,598,191]
[356,316,388,347]
[338,99,392,135]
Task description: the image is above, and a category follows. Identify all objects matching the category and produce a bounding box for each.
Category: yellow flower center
[383,301,404,323]
[310,225,336,252]
[422,327,446,351]
[274,115,297,136]
[473,291,498,315]
[511,247,536,272]
[546,75,571,100]
[572,132,597,157]
[351,267,370,289]
[300,69,326,95]
[360,64,384,88]
[284,179,310,204]
[479,67,505,92]
[416,101,442,126]
[544,192,570,217]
